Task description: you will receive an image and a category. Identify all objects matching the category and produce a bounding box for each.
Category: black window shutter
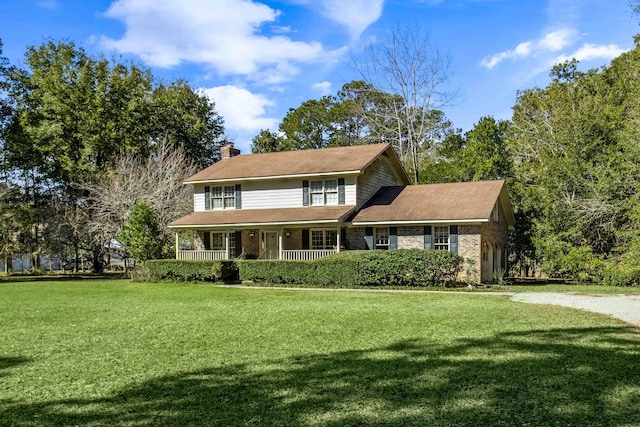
[389,227,398,249]
[338,178,345,205]
[203,231,211,250]
[234,230,242,257]
[235,184,241,209]
[364,227,373,250]
[204,186,210,210]
[302,229,310,249]
[302,180,309,206]
[424,226,432,250]
[340,228,347,250]
[450,225,458,254]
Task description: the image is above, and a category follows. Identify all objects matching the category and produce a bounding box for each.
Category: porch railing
[281,249,336,261]
[177,250,227,261]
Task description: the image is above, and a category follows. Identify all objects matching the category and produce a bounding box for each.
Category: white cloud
[200,85,278,134]
[312,81,332,95]
[317,0,385,39]
[552,43,627,65]
[538,28,576,51]
[481,28,578,70]
[100,0,345,83]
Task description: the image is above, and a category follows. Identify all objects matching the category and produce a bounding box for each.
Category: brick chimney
[221,144,241,159]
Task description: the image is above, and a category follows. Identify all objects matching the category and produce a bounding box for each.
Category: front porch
[174,227,343,261]
[176,249,336,261]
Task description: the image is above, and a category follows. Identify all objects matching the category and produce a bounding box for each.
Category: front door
[264,231,279,259]
[482,242,494,283]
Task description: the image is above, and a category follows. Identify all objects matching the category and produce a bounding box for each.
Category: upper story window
[375,227,389,250]
[434,226,449,250]
[310,180,338,206]
[492,202,499,222]
[209,185,236,209]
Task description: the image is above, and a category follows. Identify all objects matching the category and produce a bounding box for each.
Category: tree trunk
[92,243,104,274]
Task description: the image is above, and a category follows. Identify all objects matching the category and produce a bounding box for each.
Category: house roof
[350,180,515,229]
[168,206,356,228]
[184,143,408,183]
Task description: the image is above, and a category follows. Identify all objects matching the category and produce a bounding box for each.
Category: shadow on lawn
[2,327,639,426]
[0,356,31,377]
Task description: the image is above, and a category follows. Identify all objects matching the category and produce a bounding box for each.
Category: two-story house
[168,143,515,282]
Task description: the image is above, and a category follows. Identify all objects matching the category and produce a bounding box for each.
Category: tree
[421,116,511,183]
[251,129,286,153]
[84,141,196,259]
[509,58,633,280]
[119,202,163,263]
[151,81,228,168]
[354,24,456,183]
[251,80,403,152]
[3,40,227,272]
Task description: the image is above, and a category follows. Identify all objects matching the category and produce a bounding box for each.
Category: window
[375,227,389,250]
[229,232,236,255]
[310,181,324,205]
[212,232,225,251]
[434,226,449,250]
[224,186,235,208]
[311,229,338,250]
[309,180,338,206]
[492,202,499,222]
[212,187,223,209]
[325,180,338,205]
[210,186,235,209]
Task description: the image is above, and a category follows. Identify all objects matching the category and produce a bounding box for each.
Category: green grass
[238,280,640,295]
[1,280,639,426]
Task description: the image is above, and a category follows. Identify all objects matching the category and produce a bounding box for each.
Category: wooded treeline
[252,36,640,285]
[3,30,640,284]
[0,39,227,272]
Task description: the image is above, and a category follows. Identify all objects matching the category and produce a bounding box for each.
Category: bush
[140,260,238,283]
[238,260,312,284]
[238,249,463,287]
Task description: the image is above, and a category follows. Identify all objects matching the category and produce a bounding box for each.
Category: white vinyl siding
[193,185,206,211]
[242,177,356,209]
[357,156,404,207]
[193,177,356,211]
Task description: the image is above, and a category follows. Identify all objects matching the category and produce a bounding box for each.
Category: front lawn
[1,280,639,426]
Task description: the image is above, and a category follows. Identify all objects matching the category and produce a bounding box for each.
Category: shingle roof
[185,143,396,183]
[169,206,356,228]
[351,180,515,226]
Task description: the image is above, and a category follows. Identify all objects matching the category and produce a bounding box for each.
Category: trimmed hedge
[238,249,463,287]
[140,260,239,282]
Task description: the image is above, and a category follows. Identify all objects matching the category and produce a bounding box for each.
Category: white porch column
[278,231,284,260]
[336,227,341,252]
[175,231,179,259]
[225,232,230,260]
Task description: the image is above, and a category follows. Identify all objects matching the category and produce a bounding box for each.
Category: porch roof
[168,206,356,228]
[351,180,515,228]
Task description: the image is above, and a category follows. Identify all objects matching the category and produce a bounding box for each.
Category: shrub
[140,260,238,283]
[238,260,312,284]
[238,249,463,287]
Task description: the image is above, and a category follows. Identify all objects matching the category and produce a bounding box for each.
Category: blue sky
[2,0,638,153]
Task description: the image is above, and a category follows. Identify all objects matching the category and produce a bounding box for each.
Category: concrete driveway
[511,293,640,326]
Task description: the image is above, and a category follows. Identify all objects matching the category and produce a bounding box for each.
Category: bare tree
[84,140,197,258]
[354,24,456,183]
